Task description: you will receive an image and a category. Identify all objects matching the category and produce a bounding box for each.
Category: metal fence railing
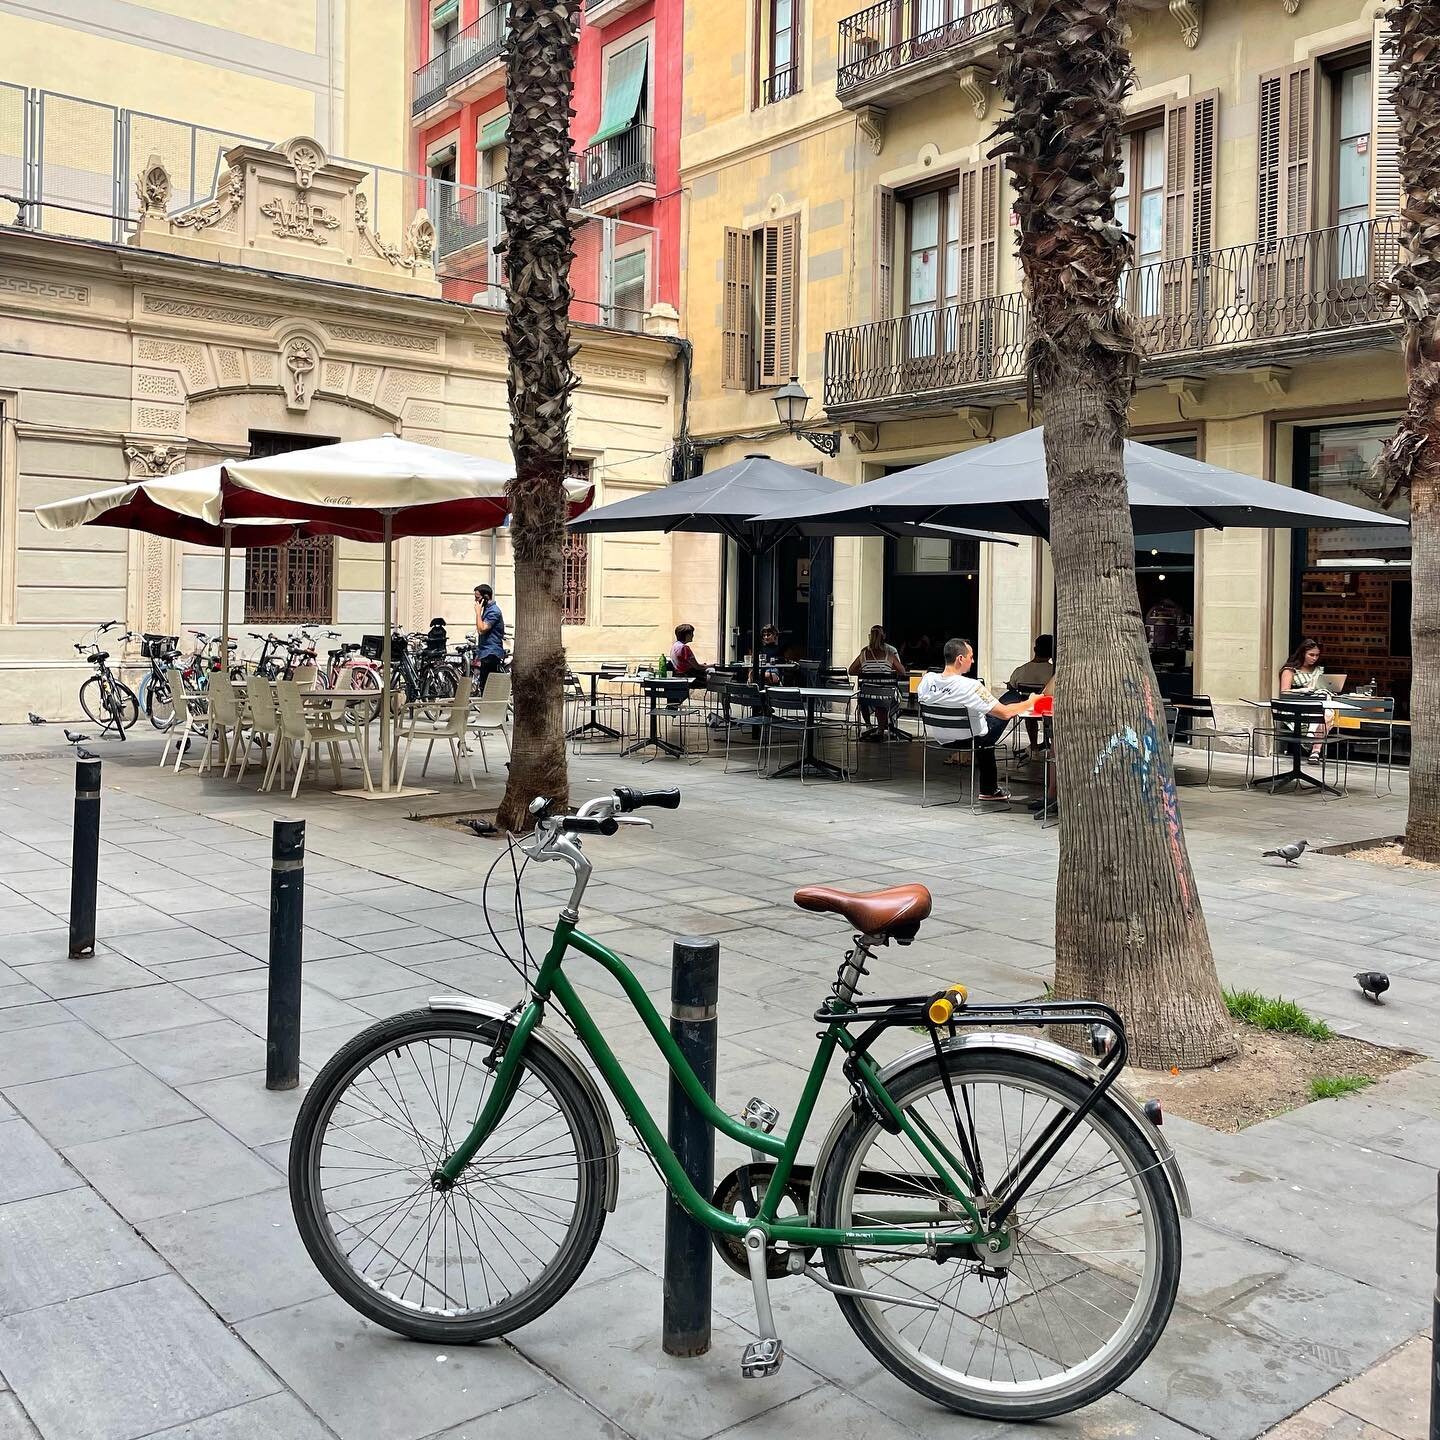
[823,217,1403,411]
[575,123,654,208]
[836,0,1012,95]
[0,83,658,330]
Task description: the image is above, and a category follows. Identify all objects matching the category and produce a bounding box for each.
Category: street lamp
[773,376,840,457]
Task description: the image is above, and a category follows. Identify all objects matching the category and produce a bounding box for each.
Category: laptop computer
[1320,672,1348,694]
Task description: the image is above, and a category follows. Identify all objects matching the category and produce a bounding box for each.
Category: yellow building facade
[681,0,1408,729]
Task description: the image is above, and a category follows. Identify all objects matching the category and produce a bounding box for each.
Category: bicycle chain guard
[710,1164,814,1278]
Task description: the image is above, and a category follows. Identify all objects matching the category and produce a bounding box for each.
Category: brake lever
[613,816,654,829]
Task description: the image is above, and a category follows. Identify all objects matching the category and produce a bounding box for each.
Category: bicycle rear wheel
[815,1048,1180,1420]
[143,673,174,730]
[290,1010,609,1343]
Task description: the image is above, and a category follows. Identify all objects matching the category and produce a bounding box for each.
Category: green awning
[432,0,459,26]
[478,113,509,150]
[586,40,648,146]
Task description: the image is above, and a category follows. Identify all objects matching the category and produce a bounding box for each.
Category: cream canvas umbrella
[220,434,590,794]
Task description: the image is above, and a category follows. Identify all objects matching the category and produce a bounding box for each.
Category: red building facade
[410,0,681,328]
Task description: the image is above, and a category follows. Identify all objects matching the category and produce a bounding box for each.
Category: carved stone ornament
[172,161,244,232]
[1282,0,1299,11]
[855,106,886,155]
[283,338,318,411]
[124,442,185,477]
[259,195,341,245]
[135,154,171,219]
[356,195,438,274]
[1169,0,1202,47]
[406,210,437,264]
[955,67,990,120]
[280,136,327,191]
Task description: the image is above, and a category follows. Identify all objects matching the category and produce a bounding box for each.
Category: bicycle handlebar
[612,786,680,813]
[559,816,620,836]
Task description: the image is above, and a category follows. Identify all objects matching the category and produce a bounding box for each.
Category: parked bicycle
[74,622,139,738]
[135,632,181,729]
[291,787,1185,1421]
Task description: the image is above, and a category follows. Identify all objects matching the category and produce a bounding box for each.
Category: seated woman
[667,623,710,705]
[757,624,783,685]
[849,624,907,740]
[1278,638,1333,763]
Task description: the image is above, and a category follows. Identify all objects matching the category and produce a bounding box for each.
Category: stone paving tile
[1324,1335,1431,1440]
[141,1393,337,1440]
[0,1119,83,1205]
[0,1021,127,1087]
[175,1070,307,1149]
[139,1189,332,1324]
[15,954,161,1001]
[0,1393,41,1438]
[1262,1399,1400,1439]
[0,1275,278,1440]
[63,1116,283,1222]
[237,1295,547,1440]
[117,1019,277,1085]
[4,1064,203,1145]
[101,927,246,965]
[0,1187,168,1318]
[298,953,429,1000]
[61,984,221,1039]
[419,1386,634,1440]
[145,951,263,983]
[200,985,371,1038]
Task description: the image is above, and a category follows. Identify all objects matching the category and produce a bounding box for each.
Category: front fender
[809,1030,1190,1223]
[427,995,620,1212]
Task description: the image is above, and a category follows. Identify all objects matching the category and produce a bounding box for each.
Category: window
[562,458,592,626]
[897,164,999,356]
[756,0,802,106]
[1333,62,1372,278]
[244,432,336,626]
[609,249,647,331]
[1117,123,1165,316]
[722,216,801,389]
[432,0,459,50]
[588,38,650,148]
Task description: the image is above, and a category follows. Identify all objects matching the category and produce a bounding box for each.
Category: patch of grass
[1223,988,1333,1041]
[1309,1074,1375,1101]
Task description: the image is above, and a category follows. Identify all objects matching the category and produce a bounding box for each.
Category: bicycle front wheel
[290,1009,609,1344]
[815,1048,1180,1421]
[143,673,174,729]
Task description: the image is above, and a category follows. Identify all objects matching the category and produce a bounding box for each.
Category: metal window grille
[562,458,592,626]
[242,430,336,625]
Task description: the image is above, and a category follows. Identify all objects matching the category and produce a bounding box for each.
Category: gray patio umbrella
[569,453,1013,676]
[744,427,1410,539]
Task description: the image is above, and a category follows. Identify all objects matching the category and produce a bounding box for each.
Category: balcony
[824,218,1404,421]
[574,123,655,211]
[836,1,1011,111]
[411,4,509,120]
[583,0,648,24]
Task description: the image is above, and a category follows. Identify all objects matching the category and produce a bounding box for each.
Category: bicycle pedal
[740,1337,784,1378]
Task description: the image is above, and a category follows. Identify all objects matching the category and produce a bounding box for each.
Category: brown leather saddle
[792,883,932,942]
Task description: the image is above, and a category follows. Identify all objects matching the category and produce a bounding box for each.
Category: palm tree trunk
[1376,0,1440,862]
[995,0,1234,1067]
[495,0,581,832]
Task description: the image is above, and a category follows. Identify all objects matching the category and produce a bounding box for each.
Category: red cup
[1031,694,1054,717]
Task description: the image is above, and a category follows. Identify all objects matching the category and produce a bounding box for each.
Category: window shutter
[775,214,801,383]
[722,227,753,389]
[953,163,999,306]
[1258,63,1313,239]
[978,160,999,297]
[756,219,794,387]
[875,187,895,320]
[792,1,805,96]
[1164,93,1217,260]
[1373,14,1402,221]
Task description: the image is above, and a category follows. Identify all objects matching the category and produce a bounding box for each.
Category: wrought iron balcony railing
[411,3,509,116]
[574,123,655,207]
[836,0,1012,97]
[760,64,801,105]
[824,218,1403,413]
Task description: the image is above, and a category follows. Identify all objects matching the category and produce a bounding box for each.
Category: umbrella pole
[220,526,232,675]
[750,541,760,686]
[381,512,394,793]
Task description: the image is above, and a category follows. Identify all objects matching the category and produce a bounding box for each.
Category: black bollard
[68,758,101,958]
[266,819,305,1091]
[663,935,719,1357]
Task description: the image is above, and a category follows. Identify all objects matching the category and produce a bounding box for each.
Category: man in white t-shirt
[917,638,1036,802]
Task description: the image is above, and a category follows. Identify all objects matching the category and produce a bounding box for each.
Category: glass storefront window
[1293,418,1410,717]
[1136,436,1198,693]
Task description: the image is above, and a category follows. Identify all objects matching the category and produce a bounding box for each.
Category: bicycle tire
[290,1009,609,1344]
[108,680,139,736]
[143,672,175,730]
[814,1047,1180,1421]
[78,675,108,728]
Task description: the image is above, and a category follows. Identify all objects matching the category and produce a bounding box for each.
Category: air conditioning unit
[588,154,605,181]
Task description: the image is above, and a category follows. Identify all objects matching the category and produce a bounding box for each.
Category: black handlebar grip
[613,786,681,813]
[559,816,620,836]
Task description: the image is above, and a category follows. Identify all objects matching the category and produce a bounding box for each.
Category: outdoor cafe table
[620,675,694,760]
[1240,696,1407,797]
[566,668,623,742]
[768,686,854,782]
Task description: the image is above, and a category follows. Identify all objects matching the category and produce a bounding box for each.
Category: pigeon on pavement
[26,712,45,725]
[457,818,500,838]
[1262,839,1308,866]
[63,729,92,745]
[1355,971,1390,1003]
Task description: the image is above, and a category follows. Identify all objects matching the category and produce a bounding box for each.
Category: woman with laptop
[1279,638,1341,763]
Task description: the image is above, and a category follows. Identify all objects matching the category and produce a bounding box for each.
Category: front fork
[432,999,544,1187]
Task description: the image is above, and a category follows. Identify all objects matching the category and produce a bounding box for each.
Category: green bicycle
[290,786,1187,1421]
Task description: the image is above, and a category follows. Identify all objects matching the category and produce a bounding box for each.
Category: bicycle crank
[710,1164,813,1278]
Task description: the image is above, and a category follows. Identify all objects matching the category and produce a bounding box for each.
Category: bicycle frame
[436,918,1003,1253]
